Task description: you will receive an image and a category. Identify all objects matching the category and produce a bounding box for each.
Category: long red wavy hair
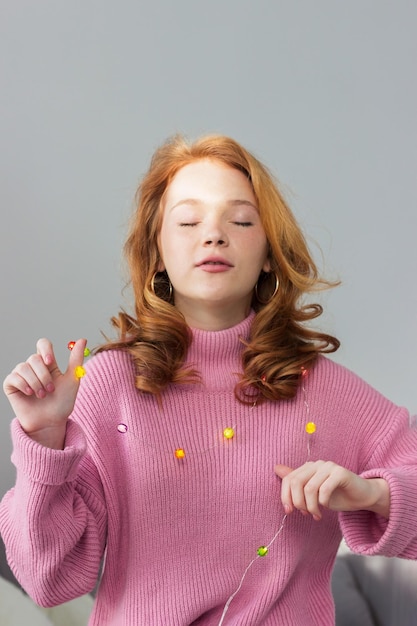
[98,134,340,402]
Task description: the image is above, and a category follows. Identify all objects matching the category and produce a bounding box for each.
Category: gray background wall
[0,0,416,580]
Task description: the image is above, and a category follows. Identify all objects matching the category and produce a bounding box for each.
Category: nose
[202,219,229,247]
[204,235,227,246]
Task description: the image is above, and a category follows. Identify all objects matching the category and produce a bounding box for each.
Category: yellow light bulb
[74,366,86,379]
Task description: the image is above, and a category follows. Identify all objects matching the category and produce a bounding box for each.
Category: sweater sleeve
[0,418,107,607]
[339,404,417,558]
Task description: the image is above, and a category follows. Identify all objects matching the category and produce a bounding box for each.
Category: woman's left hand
[274,461,390,521]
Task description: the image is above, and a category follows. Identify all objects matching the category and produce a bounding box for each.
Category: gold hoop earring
[150,271,173,300]
[255,272,279,305]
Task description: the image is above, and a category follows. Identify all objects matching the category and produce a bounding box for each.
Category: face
[158,159,271,329]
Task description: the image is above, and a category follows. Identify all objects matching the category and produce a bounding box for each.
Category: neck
[184,311,255,390]
[175,299,252,331]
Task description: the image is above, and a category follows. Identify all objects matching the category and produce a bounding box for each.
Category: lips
[197,257,233,267]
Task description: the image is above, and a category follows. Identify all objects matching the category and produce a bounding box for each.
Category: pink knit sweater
[1,313,417,625]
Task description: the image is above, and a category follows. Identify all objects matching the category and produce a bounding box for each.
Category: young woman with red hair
[1,135,416,625]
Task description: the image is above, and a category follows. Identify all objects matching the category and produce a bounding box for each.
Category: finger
[274,464,293,479]
[66,339,87,379]
[27,352,57,390]
[303,468,334,520]
[3,370,35,397]
[36,338,57,368]
[302,462,348,519]
[287,471,309,516]
[275,464,295,513]
[278,462,317,517]
[12,359,54,398]
[275,465,300,515]
[317,465,353,510]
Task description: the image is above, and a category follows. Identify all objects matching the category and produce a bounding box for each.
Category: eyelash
[179,222,253,228]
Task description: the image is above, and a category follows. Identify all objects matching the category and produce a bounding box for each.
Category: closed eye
[233,222,253,227]
[179,222,198,227]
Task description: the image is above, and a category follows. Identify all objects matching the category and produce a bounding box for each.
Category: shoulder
[86,348,135,375]
[310,355,400,416]
[79,348,137,398]
[311,355,365,386]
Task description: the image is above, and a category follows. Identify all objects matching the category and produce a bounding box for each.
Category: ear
[262,257,271,273]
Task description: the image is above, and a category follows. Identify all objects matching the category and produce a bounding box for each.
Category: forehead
[164,159,256,206]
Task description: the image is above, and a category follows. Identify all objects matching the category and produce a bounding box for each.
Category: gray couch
[332,543,417,626]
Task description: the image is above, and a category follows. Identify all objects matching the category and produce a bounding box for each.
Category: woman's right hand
[2,338,87,449]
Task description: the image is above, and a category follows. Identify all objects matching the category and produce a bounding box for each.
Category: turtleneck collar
[184,310,256,389]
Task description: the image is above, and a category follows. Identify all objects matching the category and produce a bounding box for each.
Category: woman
[1,135,416,625]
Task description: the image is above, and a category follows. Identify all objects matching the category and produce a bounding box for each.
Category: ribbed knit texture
[1,312,417,625]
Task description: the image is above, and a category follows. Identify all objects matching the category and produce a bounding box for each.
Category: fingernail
[283,504,291,514]
[46,383,55,393]
[37,389,46,399]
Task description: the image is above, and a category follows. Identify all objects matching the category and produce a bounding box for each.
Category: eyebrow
[170,198,258,211]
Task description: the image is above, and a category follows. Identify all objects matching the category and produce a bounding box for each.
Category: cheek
[246,233,269,264]
[157,221,173,265]
[157,225,172,272]
[158,228,185,275]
